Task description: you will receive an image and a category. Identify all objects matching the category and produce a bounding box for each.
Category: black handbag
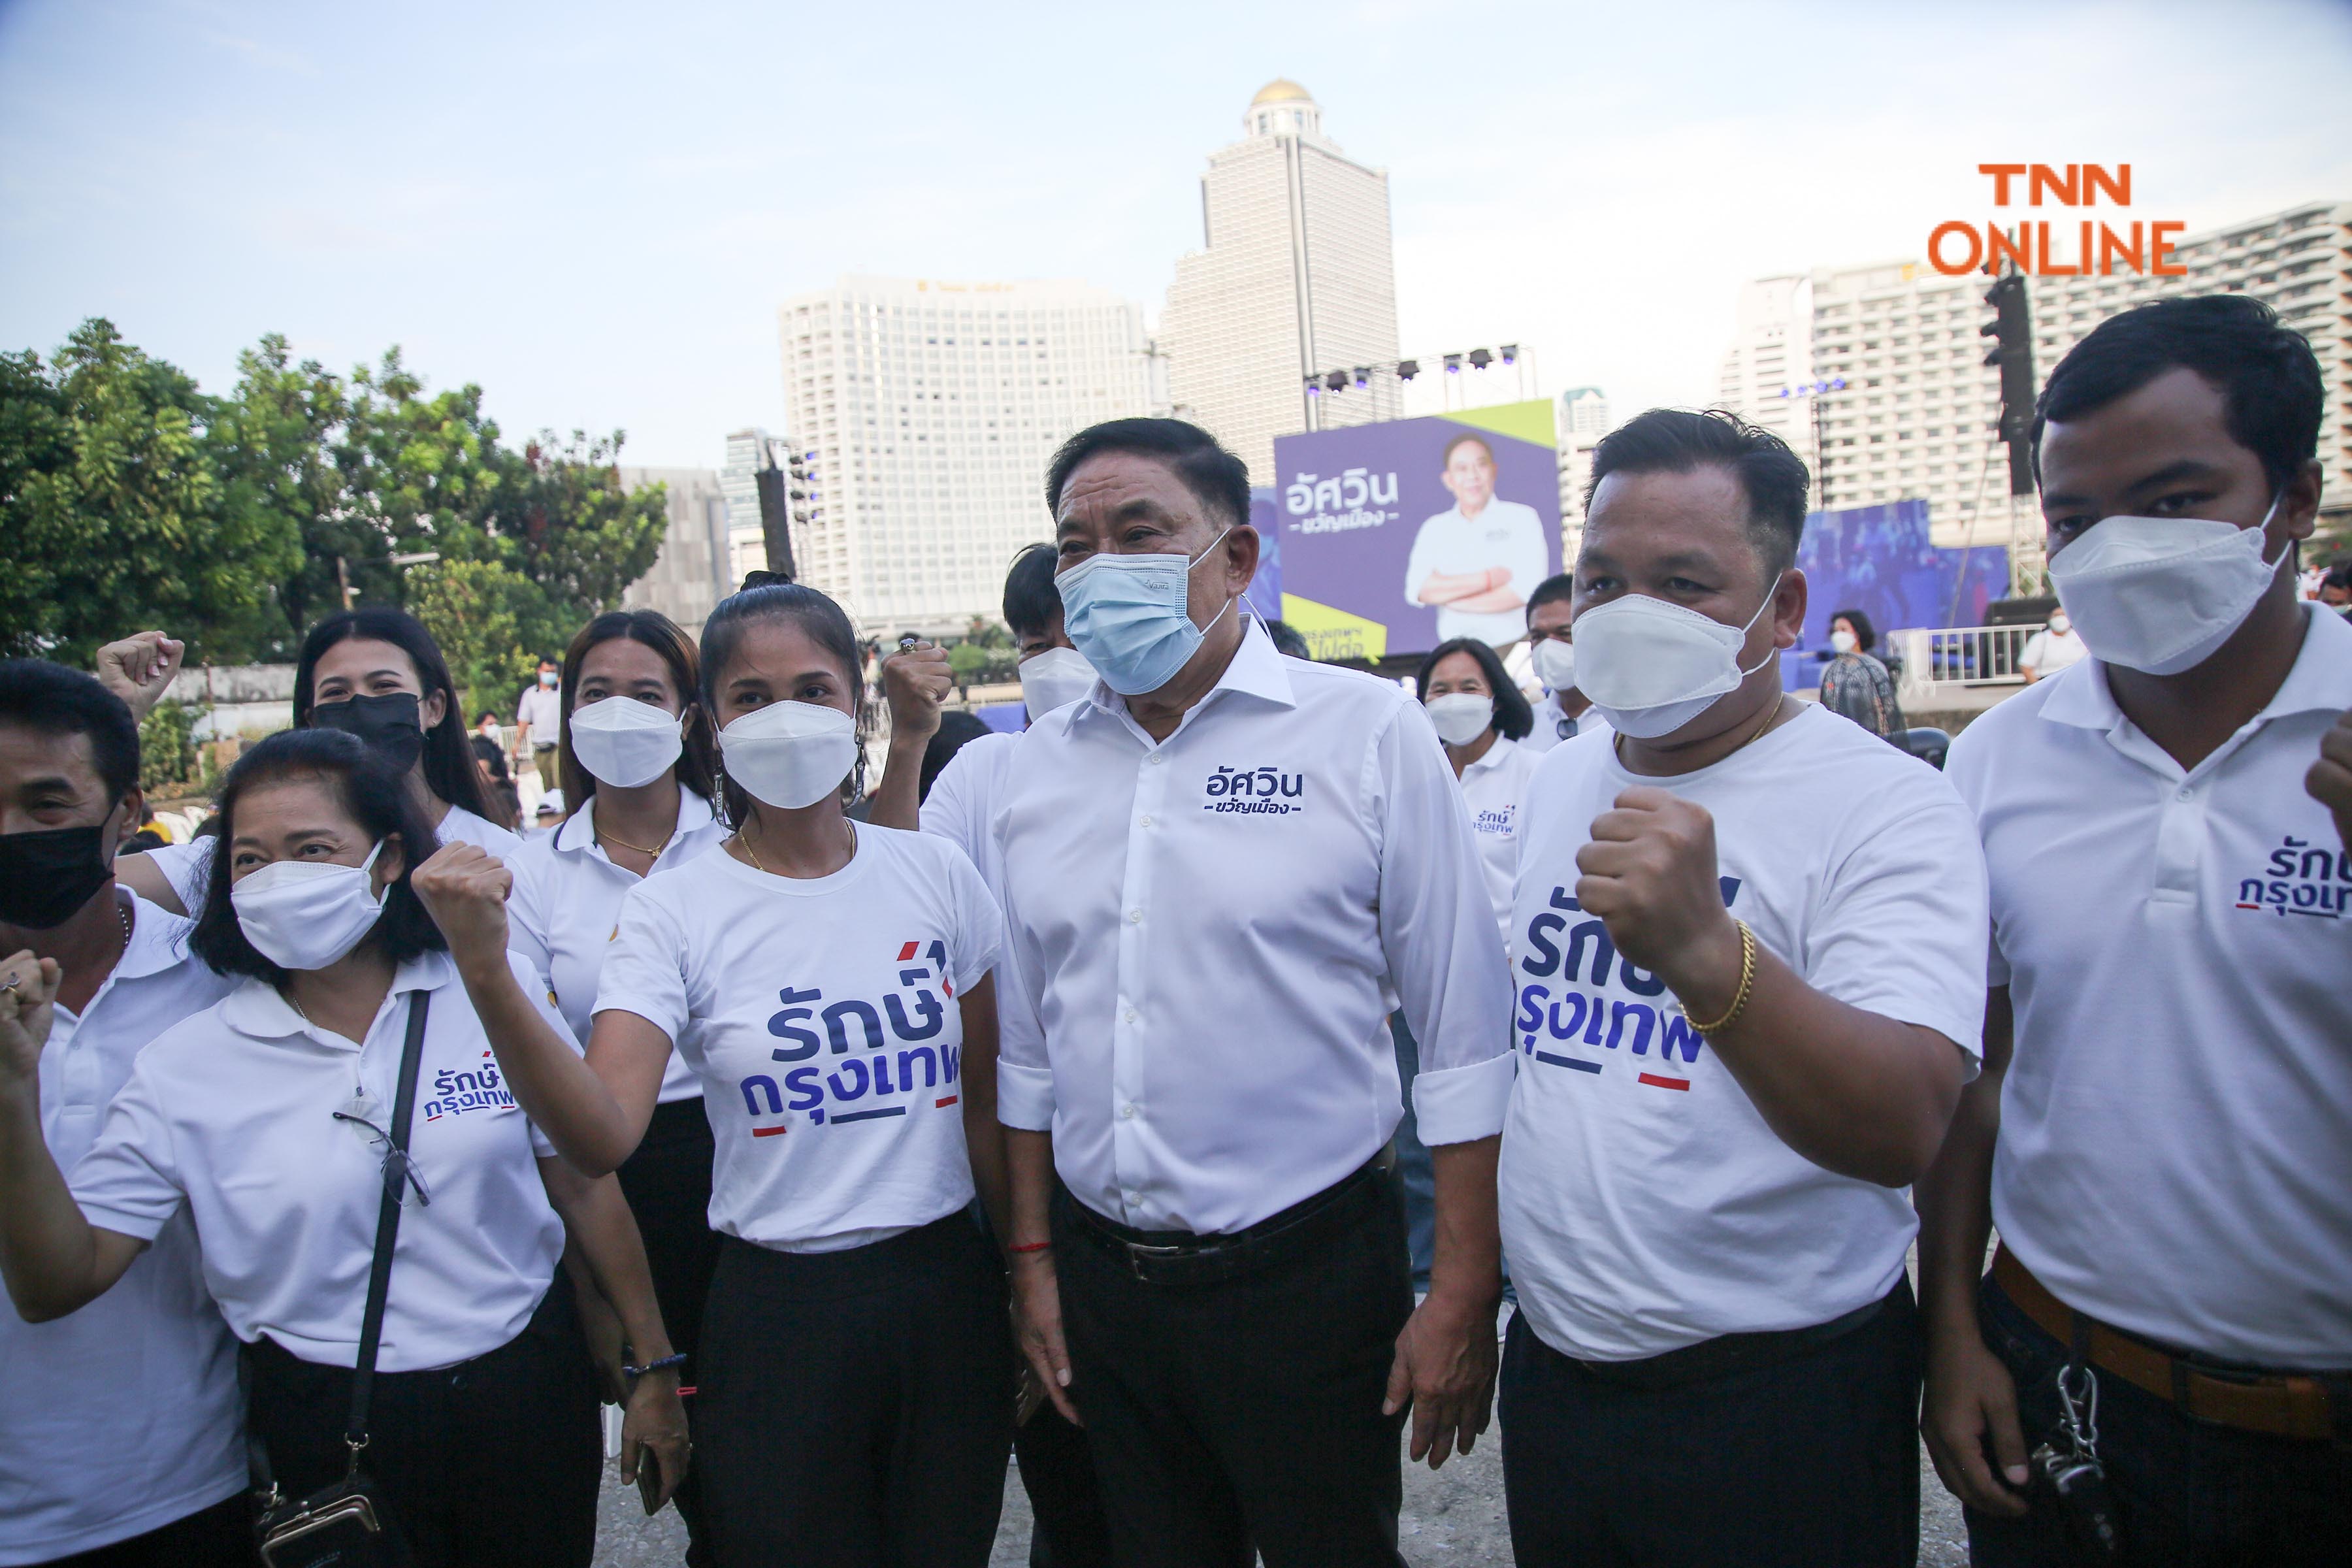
[252,991,431,1568]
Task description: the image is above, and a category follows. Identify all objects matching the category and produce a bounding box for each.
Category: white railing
[1891,625,2041,702]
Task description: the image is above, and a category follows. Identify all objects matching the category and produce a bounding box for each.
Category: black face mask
[0,825,114,930]
[310,691,427,774]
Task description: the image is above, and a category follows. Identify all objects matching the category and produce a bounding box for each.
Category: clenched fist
[93,631,186,721]
[1573,787,1743,1003]
[881,642,954,747]
[409,843,514,972]
[2310,709,2352,853]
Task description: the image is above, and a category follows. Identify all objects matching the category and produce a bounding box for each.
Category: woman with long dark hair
[0,728,687,1567]
[505,608,728,1560]
[411,576,1015,1565]
[120,607,521,915]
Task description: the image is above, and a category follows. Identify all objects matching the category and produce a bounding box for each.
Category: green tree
[409,557,561,716]
[210,335,349,650]
[503,431,670,621]
[0,319,301,663]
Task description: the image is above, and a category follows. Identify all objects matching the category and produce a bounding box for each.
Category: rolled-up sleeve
[1375,700,1514,1144]
[991,813,1057,1133]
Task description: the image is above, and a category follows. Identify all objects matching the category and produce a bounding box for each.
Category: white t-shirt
[2019,626,2089,677]
[71,951,571,1373]
[0,894,244,1566]
[1520,691,1610,756]
[1403,498,1550,647]
[920,730,1023,897]
[506,788,727,1103]
[1500,709,1989,1360]
[1455,736,1541,939]
[596,826,1002,1253]
[145,804,519,915]
[1949,606,2352,1367]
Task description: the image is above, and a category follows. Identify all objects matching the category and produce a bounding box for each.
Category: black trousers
[1015,1400,1114,1568]
[1499,1277,1923,1568]
[36,1493,250,1568]
[1050,1173,1414,1568]
[694,1215,1013,1568]
[244,1280,601,1568]
[616,1094,724,1564]
[1966,1273,2352,1567]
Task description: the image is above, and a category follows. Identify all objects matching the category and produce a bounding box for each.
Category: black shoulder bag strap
[342,988,432,1469]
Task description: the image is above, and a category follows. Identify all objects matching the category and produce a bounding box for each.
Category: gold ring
[0,974,20,996]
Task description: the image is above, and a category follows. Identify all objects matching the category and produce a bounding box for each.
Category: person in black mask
[118,609,520,917]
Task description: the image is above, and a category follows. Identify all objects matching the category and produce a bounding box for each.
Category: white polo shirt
[992,619,1514,1235]
[1501,709,1988,1361]
[1949,604,2352,1367]
[1521,691,1610,756]
[517,683,562,742]
[507,787,727,1103]
[596,826,1001,1253]
[71,950,570,1373]
[1455,736,1541,939]
[0,892,243,1566]
[921,730,1023,897]
[2018,626,2089,678]
[1402,498,1550,647]
[144,804,519,915]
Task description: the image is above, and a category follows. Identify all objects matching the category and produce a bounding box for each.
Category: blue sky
[4,0,2349,468]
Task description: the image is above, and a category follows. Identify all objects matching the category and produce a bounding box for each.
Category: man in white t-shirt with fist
[1494,408,1987,1566]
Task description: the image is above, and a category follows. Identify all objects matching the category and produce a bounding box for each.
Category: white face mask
[1830,629,1859,655]
[233,840,386,972]
[2046,500,2284,676]
[568,696,683,789]
[1425,692,1495,746]
[1018,646,1098,718]
[719,700,858,809]
[1570,574,1784,740]
[1531,638,1576,694]
[2048,613,2072,636]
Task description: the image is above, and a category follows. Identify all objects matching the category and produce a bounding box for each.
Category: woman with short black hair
[0,728,687,1568]
[1818,606,1908,742]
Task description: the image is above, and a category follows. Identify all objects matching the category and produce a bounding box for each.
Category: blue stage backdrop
[1779,498,2009,690]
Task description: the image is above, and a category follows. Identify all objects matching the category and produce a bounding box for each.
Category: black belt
[1554,1276,1907,1391]
[1056,1154,1392,1288]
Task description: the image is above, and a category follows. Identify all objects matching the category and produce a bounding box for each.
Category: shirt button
[1124,1008,1138,1024]
[2176,787,2195,802]
[1124,1190,1141,1206]
[1128,909,1143,924]
[1139,815,1153,827]
[1119,1103,1136,1120]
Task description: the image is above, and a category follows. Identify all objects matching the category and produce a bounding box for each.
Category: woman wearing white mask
[118,608,521,917]
[1816,607,1908,742]
[1416,637,1541,938]
[0,728,688,1568]
[410,576,1015,1566]
[504,608,728,1560]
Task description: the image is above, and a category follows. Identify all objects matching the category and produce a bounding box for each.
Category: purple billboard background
[1272,414,1561,659]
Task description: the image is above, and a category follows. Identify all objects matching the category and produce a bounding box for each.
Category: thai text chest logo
[1513,881,1741,1092]
[1927,163,2186,278]
[423,1051,518,1122]
[2236,836,2350,920]
[1203,763,1307,815]
[736,939,962,1134]
[1284,468,1399,535]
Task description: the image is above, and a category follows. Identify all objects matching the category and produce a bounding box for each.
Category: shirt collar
[114,886,196,982]
[2041,602,2352,732]
[220,949,455,1048]
[1079,617,1297,725]
[553,787,716,855]
[1460,736,1518,778]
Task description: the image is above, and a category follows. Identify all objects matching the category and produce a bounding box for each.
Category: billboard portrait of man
[1404,433,1550,647]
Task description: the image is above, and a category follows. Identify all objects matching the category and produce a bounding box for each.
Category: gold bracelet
[1686,920,1757,1036]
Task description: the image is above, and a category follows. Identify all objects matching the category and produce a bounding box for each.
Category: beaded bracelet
[1688,920,1758,1037]
[623,1352,688,1380]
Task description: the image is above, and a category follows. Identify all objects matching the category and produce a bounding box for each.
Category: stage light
[1499,344,1518,365]
[1325,370,1350,391]
[1467,348,1494,370]
[1443,353,1462,374]
[1352,367,1370,388]
[1397,360,1420,380]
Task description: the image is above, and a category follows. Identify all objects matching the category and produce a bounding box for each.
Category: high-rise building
[1161,80,1403,483]
[617,466,733,632]
[1554,387,1614,564]
[1716,201,2352,570]
[1559,386,1613,444]
[1716,277,1815,458]
[777,276,1158,632]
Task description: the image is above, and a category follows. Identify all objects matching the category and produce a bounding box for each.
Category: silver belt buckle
[1124,1240,1184,1281]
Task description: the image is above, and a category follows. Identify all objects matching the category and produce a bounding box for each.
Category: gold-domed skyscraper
[1161,80,1404,484]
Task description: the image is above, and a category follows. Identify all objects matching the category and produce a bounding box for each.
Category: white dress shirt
[1520,691,1611,756]
[1454,735,1541,939]
[992,619,1514,1235]
[144,804,519,915]
[1948,605,2352,1367]
[1403,498,1550,647]
[1501,711,1989,1360]
[0,892,244,1566]
[506,787,727,1103]
[71,951,570,1373]
[596,827,1002,1252]
[921,730,1024,897]
[517,683,563,741]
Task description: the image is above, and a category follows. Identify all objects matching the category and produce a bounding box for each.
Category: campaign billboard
[1271,401,1561,661]
[1779,497,2010,690]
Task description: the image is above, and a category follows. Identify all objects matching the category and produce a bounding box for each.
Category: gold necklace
[734,815,852,876]
[1614,692,1786,767]
[597,824,672,858]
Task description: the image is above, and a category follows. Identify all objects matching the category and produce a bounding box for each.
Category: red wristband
[1008,1241,1051,1254]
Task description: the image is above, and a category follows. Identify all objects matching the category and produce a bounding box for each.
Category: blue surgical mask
[1055,529,1234,696]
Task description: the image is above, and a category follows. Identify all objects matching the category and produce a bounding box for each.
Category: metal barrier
[1891,625,2040,702]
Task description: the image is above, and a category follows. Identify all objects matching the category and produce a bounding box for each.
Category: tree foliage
[0,320,669,674]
